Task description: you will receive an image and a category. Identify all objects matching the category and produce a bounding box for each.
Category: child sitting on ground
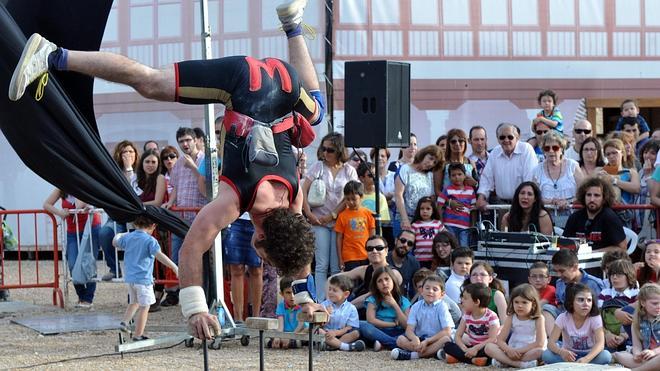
[359,266,411,351]
[270,276,305,349]
[542,283,611,365]
[391,275,454,360]
[443,283,500,366]
[463,262,508,323]
[528,261,556,307]
[613,283,660,370]
[114,216,178,341]
[598,259,639,352]
[410,267,461,326]
[334,180,376,271]
[319,275,365,351]
[485,284,546,368]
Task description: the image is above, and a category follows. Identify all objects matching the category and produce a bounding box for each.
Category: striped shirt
[437,185,476,229]
[411,219,444,262]
[464,308,499,346]
[169,151,206,222]
[597,287,639,308]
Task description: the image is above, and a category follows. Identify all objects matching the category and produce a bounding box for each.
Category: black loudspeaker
[344,60,411,148]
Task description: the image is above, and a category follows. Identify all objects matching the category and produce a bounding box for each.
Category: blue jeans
[542,348,611,365]
[359,320,404,349]
[313,225,338,302]
[171,233,183,265]
[67,228,99,303]
[98,219,126,274]
[446,225,469,248]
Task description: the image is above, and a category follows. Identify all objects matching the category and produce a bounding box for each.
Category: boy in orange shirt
[335,180,376,271]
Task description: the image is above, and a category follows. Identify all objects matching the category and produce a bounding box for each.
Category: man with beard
[386,230,419,298]
[562,177,627,252]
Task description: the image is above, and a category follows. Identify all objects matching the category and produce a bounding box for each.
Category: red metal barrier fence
[0,209,63,307]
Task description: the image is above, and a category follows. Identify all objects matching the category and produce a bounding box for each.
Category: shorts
[542,303,565,319]
[127,283,156,306]
[224,219,262,267]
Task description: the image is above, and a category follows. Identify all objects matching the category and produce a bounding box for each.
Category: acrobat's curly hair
[260,208,315,277]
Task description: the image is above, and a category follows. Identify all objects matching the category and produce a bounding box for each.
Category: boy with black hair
[438,163,476,247]
[445,248,474,304]
[114,216,178,341]
[621,116,649,155]
[320,275,365,351]
[334,180,376,271]
[443,283,500,366]
[391,275,454,360]
[616,99,651,143]
[270,276,305,349]
[542,249,605,335]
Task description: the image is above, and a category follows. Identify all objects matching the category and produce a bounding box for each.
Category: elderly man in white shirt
[564,119,593,162]
[476,123,539,210]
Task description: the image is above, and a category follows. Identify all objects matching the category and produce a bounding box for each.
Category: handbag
[72,218,97,284]
[307,165,327,208]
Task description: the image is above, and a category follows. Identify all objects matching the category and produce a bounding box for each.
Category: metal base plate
[11,312,121,335]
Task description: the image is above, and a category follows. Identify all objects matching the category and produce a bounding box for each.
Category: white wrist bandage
[292,278,315,305]
[180,286,208,320]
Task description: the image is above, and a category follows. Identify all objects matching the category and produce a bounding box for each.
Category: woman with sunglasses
[599,139,641,228]
[532,131,583,228]
[578,137,606,178]
[302,132,358,301]
[160,145,179,199]
[435,128,478,194]
[331,235,402,317]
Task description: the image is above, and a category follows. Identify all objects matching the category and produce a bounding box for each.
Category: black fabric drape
[0,1,189,237]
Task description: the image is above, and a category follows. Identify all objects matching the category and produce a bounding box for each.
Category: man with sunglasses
[476,123,538,211]
[565,120,593,162]
[386,230,420,298]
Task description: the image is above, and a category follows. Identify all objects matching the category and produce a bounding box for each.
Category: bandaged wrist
[292,275,316,305]
[180,286,208,320]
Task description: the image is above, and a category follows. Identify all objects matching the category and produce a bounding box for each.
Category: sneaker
[75,301,93,309]
[276,0,307,32]
[349,340,365,352]
[519,360,537,369]
[471,357,489,367]
[373,340,382,352]
[119,321,131,333]
[101,272,118,281]
[160,293,179,307]
[445,354,459,364]
[391,348,411,361]
[436,349,445,360]
[8,33,57,101]
[0,289,10,301]
[491,359,504,368]
[288,339,301,349]
[132,335,150,342]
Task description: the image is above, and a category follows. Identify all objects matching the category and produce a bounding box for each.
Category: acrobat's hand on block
[292,274,328,320]
[180,286,220,340]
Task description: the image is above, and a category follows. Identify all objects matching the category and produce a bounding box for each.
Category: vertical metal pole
[324,0,334,130]
[259,330,265,371]
[308,325,314,371]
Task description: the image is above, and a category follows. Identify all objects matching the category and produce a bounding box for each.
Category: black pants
[443,342,489,364]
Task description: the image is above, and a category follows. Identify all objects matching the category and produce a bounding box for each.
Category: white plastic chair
[623,227,638,255]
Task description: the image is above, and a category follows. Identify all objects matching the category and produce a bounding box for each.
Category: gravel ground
[0,260,625,370]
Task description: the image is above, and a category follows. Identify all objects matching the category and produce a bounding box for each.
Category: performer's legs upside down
[9,0,325,339]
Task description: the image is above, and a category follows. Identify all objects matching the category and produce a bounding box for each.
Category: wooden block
[245,317,278,330]
[297,311,329,324]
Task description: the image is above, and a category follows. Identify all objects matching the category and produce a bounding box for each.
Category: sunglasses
[543,145,561,152]
[215,129,221,135]
[574,129,592,135]
[320,146,336,154]
[351,157,360,162]
[366,244,387,252]
[450,139,466,144]
[398,238,414,247]
[535,130,549,135]
[498,135,515,141]
[163,153,177,160]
